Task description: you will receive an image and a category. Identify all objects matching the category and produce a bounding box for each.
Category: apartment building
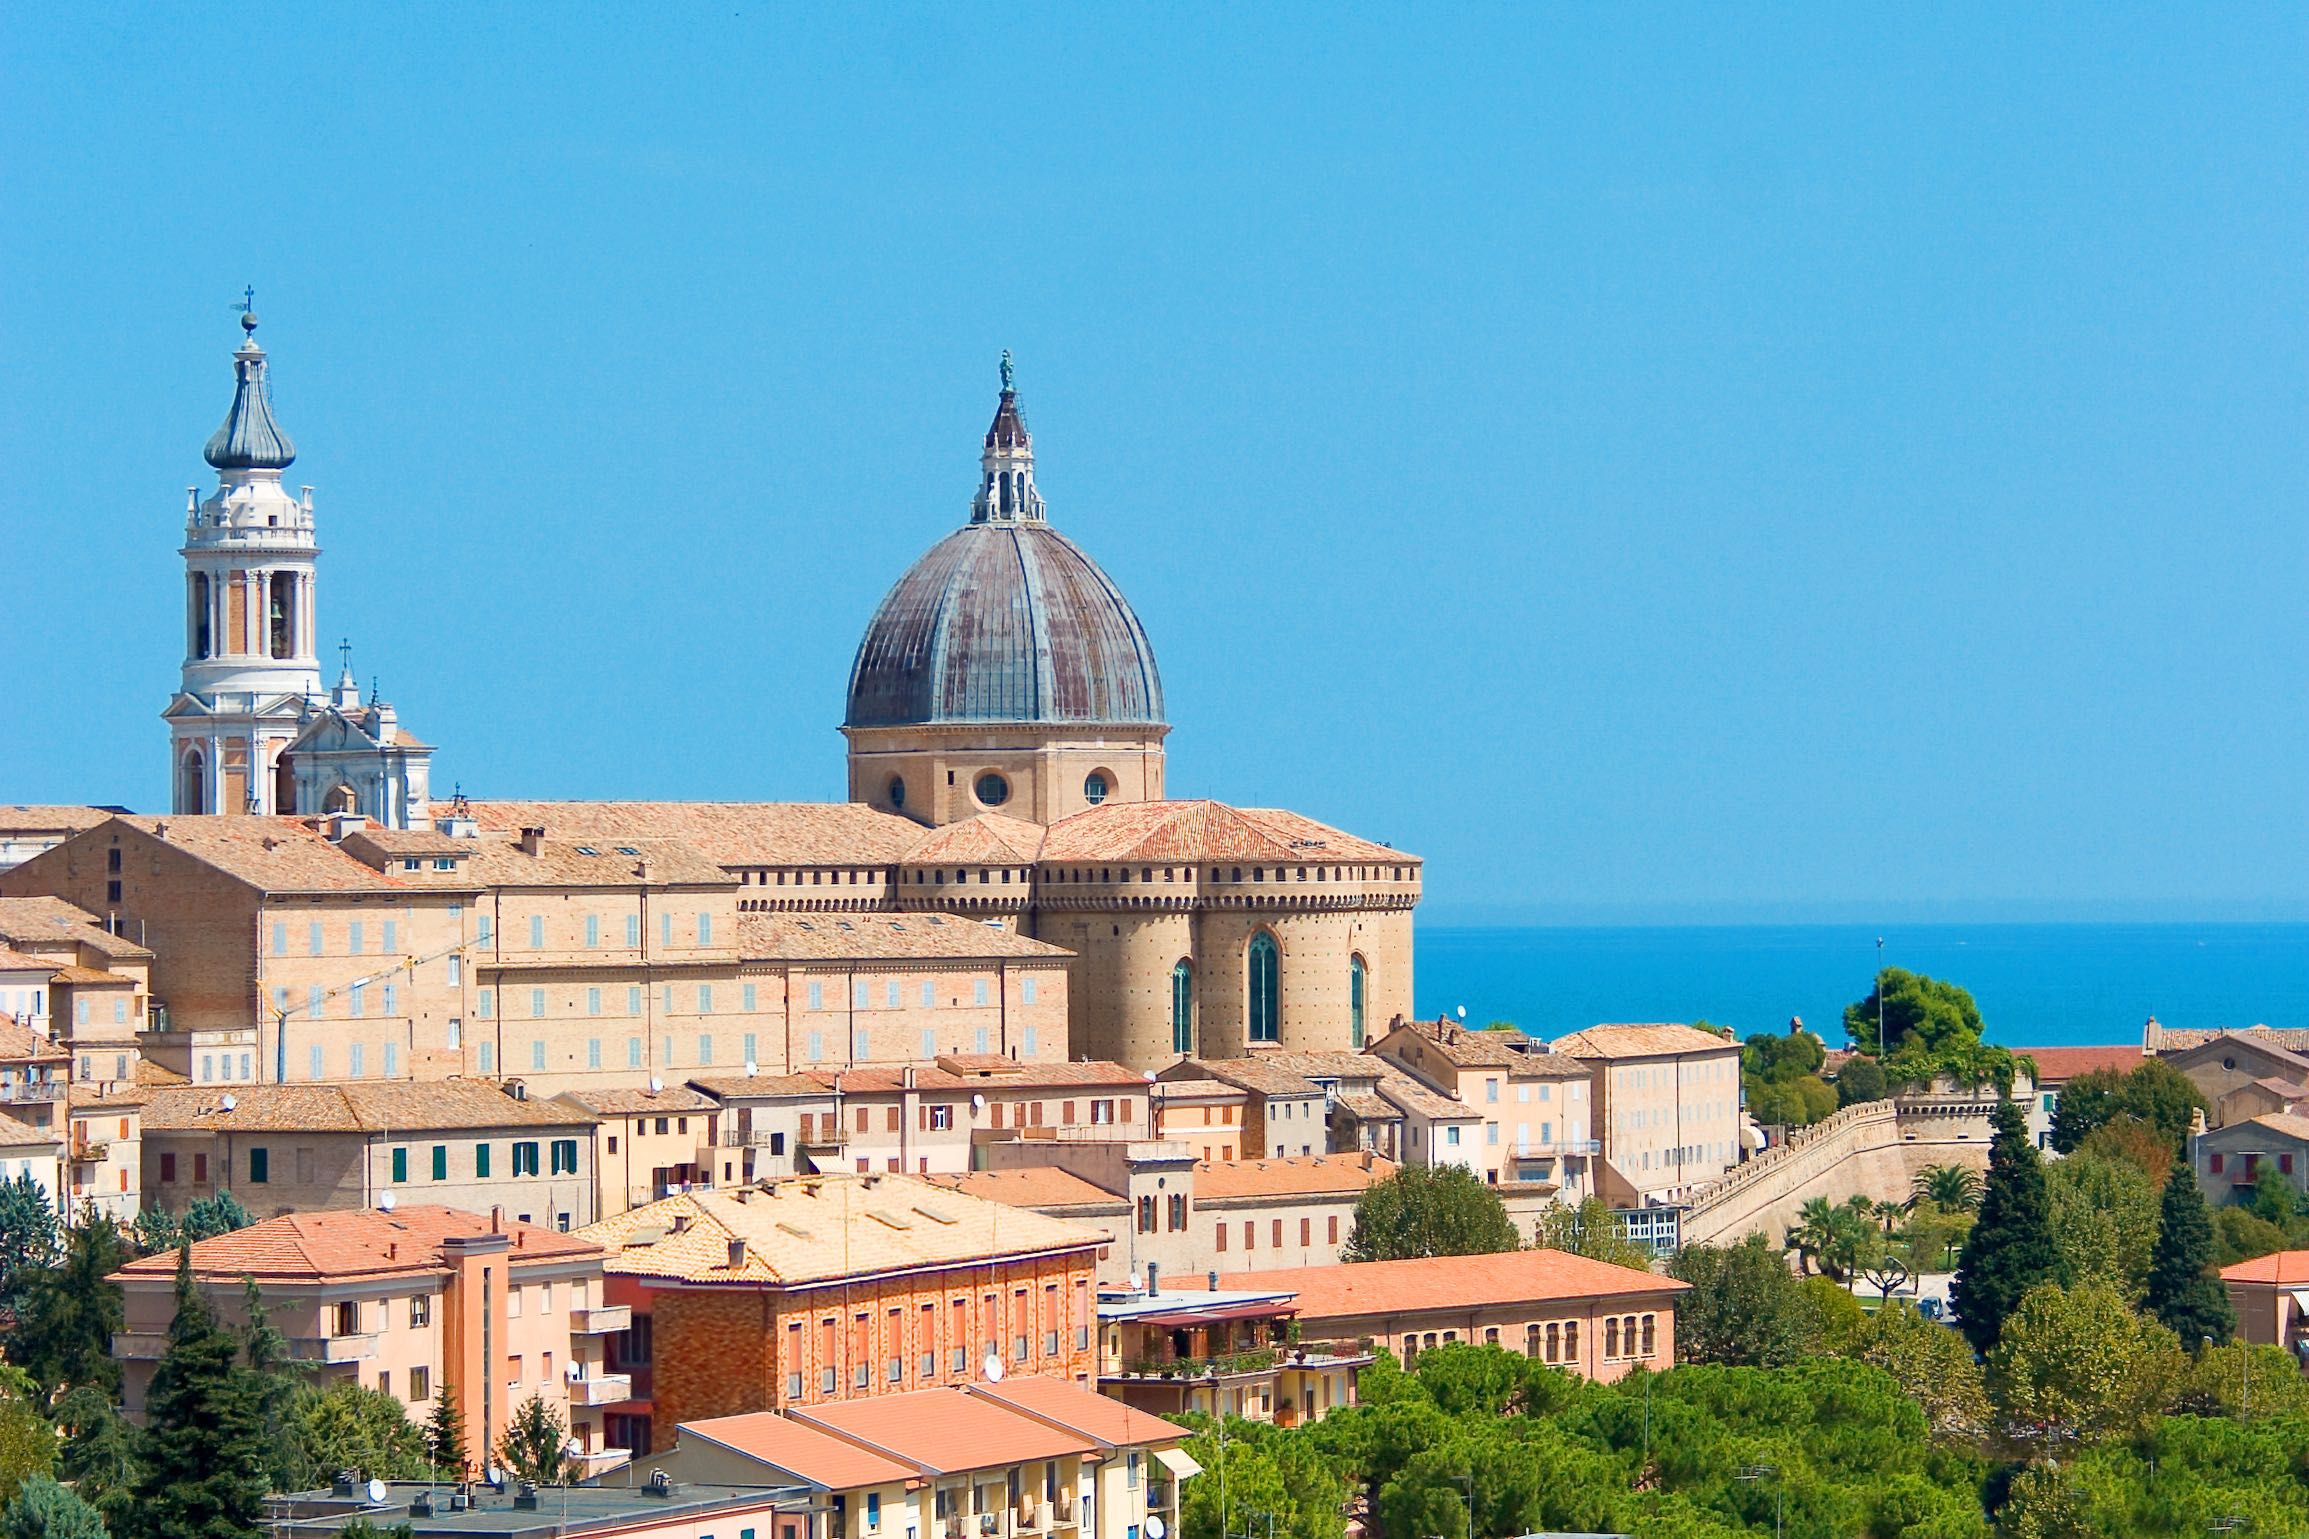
[1147,1080,1245,1163]
[667,1379,1195,1539]
[556,1085,725,1217]
[1152,1059,1330,1159]
[1196,1153,1393,1271]
[0,895,158,1082]
[1098,1281,1369,1428]
[1371,1018,1596,1196]
[140,1080,600,1229]
[1550,1023,1743,1206]
[933,1136,1201,1289]
[111,1205,633,1478]
[1209,1249,1688,1384]
[578,1175,1105,1444]
[2195,1114,2309,1204]
[700,1059,1152,1181]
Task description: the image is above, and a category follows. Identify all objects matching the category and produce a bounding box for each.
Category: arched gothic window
[1349,955,1367,1048]
[1247,932,1279,1044]
[1171,960,1194,1056]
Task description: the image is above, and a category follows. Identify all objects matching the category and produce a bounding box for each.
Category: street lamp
[1736,1465,1782,1539]
[1875,936,1887,1053]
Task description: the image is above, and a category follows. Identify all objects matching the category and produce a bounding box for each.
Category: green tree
[1986,1282,2182,1450]
[2210,1204,2289,1267]
[424,1385,468,1479]
[2045,1154,2159,1301]
[0,1181,58,1321]
[0,1371,56,1506]
[287,1384,430,1488]
[12,1216,127,1398]
[1854,1300,1989,1438]
[1844,969,2015,1089]
[2046,1069,2124,1155]
[51,1390,135,1538]
[2113,1060,2206,1152]
[2070,1118,2173,1189]
[494,1395,574,1486]
[336,1523,415,1539]
[2248,1161,2296,1225]
[2143,1158,2233,1346]
[1794,1275,1867,1354]
[1530,1198,1652,1272]
[125,1249,270,1539]
[1667,1235,1812,1366]
[1950,1097,2059,1353]
[0,1477,108,1539]
[2170,1339,2309,1417]
[1341,1164,1518,1263]
[1835,1053,1889,1107]
[1914,1163,1983,1214]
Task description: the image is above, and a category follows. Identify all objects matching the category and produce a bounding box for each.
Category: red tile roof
[791,1388,1095,1474]
[2219,1250,2309,1284]
[1207,1249,1684,1321]
[922,1168,1124,1210]
[1191,1154,1395,1202]
[966,1378,1185,1450]
[678,1411,917,1488]
[2011,1045,2147,1083]
[114,1205,596,1285]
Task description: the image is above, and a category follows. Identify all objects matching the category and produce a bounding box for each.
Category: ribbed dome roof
[204,315,296,472]
[844,520,1165,728]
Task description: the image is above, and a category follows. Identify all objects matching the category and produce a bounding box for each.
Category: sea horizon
[1413,918,2309,1051]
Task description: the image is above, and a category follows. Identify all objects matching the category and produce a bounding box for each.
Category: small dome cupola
[203,303,297,473]
[972,350,1044,524]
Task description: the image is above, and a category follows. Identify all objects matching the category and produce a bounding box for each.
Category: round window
[887,776,907,810]
[1083,772,1109,805]
[974,772,1010,807]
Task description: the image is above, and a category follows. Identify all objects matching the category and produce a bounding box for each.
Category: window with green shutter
[475,1143,492,1178]
[431,1145,448,1181]
[249,1147,269,1184]
[391,1147,408,1184]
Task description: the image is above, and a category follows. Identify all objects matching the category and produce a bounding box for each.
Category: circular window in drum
[974,772,1010,807]
[1083,772,1110,805]
[887,776,907,810]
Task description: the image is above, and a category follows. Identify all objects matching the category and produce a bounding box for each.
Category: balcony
[1013,1504,1046,1534]
[1112,1347,1277,1382]
[287,1333,378,1365]
[568,1372,633,1407]
[568,1445,631,1478]
[569,1305,632,1335]
[1052,1496,1078,1529]
[69,1142,108,1163]
[0,1081,63,1106]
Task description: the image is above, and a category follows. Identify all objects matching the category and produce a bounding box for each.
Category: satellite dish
[1128,1273,1143,1292]
[982,1353,1004,1382]
[1148,1519,1167,1539]
[971,1094,986,1113]
[566,1360,583,1379]
[648,1077,664,1094]
[220,1093,237,1111]
[366,1478,387,1505]
[564,1437,584,1457]
[487,1466,505,1489]
[1455,1005,1467,1020]
[378,1190,397,1212]
[1143,1071,1156,1083]
[744,1060,758,1078]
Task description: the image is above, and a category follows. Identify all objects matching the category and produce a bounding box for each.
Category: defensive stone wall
[1680,1095,1998,1248]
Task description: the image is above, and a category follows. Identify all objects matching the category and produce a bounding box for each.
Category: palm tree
[1913,1163,1982,1215]
[1789,1197,1839,1276]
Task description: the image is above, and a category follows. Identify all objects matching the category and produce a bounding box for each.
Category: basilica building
[138,318,1417,1073]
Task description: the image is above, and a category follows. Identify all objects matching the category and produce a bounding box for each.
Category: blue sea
[1414,923,2309,1050]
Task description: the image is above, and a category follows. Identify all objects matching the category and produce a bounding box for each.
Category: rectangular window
[383,1042,399,1077]
[626,914,640,948]
[383,921,397,953]
[743,1032,758,1065]
[588,987,602,1016]
[349,982,367,1018]
[661,913,673,948]
[628,1038,643,1068]
[479,1041,494,1074]
[1022,977,1038,1005]
[974,979,989,1007]
[478,988,494,1018]
[529,915,544,949]
[1023,1026,1038,1057]
[476,1143,492,1178]
[975,1027,990,1054]
[922,1028,936,1058]
[532,1040,546,1071]
[586,915,601,948]
[807,981,824,1011]
[310,922,326,956]
[382,982,398,1016]
[697,912,712,945]
[309,1043,324,1080]
[552,1139,578,1175]
[531,988,546,1018]
[588,1039,602,1069]
[271,922,287,956]
[852,981,870,1010]
[392,1147,408,1183]
[447,954,462,987]
[698,1034,714,1065]
[478,914,493,945]
[349,1043,366,1077]
[853,1029,869,1060]
[744,984,758,1012]
[432,1145,448,1181]
[513,1141,540,1176]
[1215,1223,1227,1252]
[350,921,365,954]
[922,982,935,1008]
[628,986,641,1016]
[661,1036,675,1065]
[249,1147,269,1184]
[699,984,713,1012]
[884,980,899,1009]
[409,1365,430,1402]
[807,1031,823,1062]
[662,986,673,1014]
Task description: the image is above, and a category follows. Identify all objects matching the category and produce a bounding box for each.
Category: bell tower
[163,300,326,815]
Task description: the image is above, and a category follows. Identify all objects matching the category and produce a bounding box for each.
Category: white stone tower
[162,304,325,815]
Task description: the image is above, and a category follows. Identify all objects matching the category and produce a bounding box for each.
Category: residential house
[1370,1018,1596,1193]
[2008,1045,2148,1147]
[0,895,158,1081]
[1097,1281,1367,1427]
[937,1136,1199,1289]
[555,1085,724,1217]
[0,807,122,874]
[111,1205,632,1478]
[1152,1059,1329,1160]
[140,1080,600,1229]
[1148,1080,1245,1164]
[1196,1154,1394,1272]
[2218,1077,2309,1129]
[577,1175,1105,1444]
[1205,1249,1688,1383]
[1550,1023,1743,1206]
[2194,1114,2309,1204]
[2166,1032,2309,1128]
[263,1479,805,1539]
[2219,1251,2309,1360]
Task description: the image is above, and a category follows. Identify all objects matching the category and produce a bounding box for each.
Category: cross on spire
[338,638,353,674]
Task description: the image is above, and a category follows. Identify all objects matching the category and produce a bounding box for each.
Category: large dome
[845,519,1165,728]
[844,374,1164,730]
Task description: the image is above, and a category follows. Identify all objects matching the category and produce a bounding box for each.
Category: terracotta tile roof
[738,911,1070,963]
[0,1111,58,1149]
[338,828,470,859]
[2207,1112,2309,1145]
[1191,1154,1395,1201]
[812,1060,1147,1096]
[1334,1091,1400,1123]
[450,833,733,889]
[48,965,131,986]
[114,1204,596,1285]
[901,814,1047,866]
[678,1411,917,1489]
[578,1176,1103,1287]
[0,898,153,959]
[2219,1250,2309,1284]
[0,1018,66,1064]
[2011,1045,2148,1083]
[142,1081,595,1134]
[554,1086,719,1116]
[1375,1070,1479,1121]
[1038,800,1415,866]
[690,1073,833,1101]
[0,949,55,973]
[2165,1030,2309,1072]
[1165,1060,1330,1098]
[921,1167,1125,1210]
[93,816,409,894]
[1208,1249,1684,1320]
[69,1083,151,1110]
[137,1060,190,1086]
[464,801,925,867]
[2240,1076,2309,1100]
[1150,1080,1248,1103]
[791,1388,1095,1474]
[966,1378,1185,1450]
[1378,1019,1590,1078]
[1551,1023,1741,1060]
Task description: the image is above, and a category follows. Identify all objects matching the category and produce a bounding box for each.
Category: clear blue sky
[3,7,2303,923]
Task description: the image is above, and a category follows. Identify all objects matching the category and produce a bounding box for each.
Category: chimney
[727,1237,747,1271]
[490,1205,504,1234]
[518,826,546,856]
[1360,1150,1373,1171]
[1145,1261,1159,1295]
[1206,1269,1219,1292]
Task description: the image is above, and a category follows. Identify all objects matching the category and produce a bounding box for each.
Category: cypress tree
[126,1249,268,1539]
[1950,1096,2059,1353]
[424,1386,468,1480]
[2146,1157,2235,1347]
